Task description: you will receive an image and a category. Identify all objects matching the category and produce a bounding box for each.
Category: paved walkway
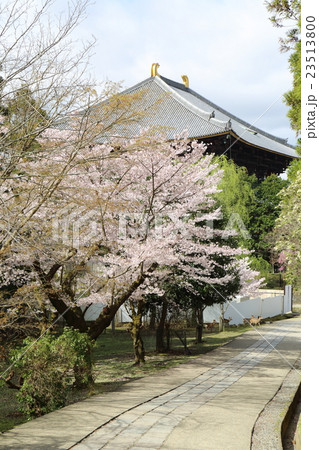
[0,318,301,450]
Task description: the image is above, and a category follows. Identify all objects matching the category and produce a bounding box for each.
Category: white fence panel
[284,285,292,313]
[82,304,103,321]
[82,286,292,325]
[82,304,131,322]
[203,286,292,326]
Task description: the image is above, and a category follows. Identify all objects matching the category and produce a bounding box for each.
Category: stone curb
[251,358,301,450]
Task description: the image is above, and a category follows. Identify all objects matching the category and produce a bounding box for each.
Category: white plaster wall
[83,304,131,322]
[203,288,292,326]
[82,286,292,325]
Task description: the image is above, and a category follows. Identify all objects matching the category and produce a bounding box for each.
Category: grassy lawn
[0,323,251,433]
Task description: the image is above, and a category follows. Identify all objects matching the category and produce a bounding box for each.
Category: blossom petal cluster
[1,128,262,315]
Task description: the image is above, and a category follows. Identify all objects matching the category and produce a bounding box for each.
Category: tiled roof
[115,75,297,159]
[57,74,297,159]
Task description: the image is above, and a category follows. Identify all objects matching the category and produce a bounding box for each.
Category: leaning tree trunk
[33,259,88,333]
[156,298,168,352]
[129,299,146,365]
[34,258,159,342]
[88,263,159,341]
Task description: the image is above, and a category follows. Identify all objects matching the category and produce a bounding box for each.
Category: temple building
[109,63,298,179]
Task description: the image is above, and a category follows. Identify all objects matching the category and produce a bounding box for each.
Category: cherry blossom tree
[0,0,161,345]
[0,2,263,357]
[1,130,263,347]
[0,0,151,253]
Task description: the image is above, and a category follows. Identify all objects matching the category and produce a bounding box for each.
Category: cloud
[69,0,297,144]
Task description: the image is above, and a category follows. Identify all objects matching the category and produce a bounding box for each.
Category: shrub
[264,273,284,289]
[10,329,94,418]
[55,328,94,388]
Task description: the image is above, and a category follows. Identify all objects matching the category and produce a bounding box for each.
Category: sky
[65,0,297,146]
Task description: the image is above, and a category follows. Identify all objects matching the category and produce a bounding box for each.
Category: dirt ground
[282,399,301,450]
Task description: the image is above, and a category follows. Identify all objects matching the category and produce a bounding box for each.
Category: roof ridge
[121,76,228,132]
[160,76,295,149]
[119,76,155,95]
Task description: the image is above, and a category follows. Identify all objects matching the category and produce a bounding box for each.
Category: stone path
[0,318,301,450]
[72,324,295,449]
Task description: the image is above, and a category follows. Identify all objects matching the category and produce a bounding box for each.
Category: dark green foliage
[1,86,49,174]
[266,0,301,141]
[284,39,301,139]
[263,273,285,289]
[286,156,300,181]
[247,174,288,263]
[9,329,94,418]
[265,0,300,51]
[248,255,272,274]
[55,328,95,388]
[211,156,255,247]
[6,86,49,149]
[264,0,301,289]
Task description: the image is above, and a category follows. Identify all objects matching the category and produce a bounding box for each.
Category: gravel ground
[282,398,301,449]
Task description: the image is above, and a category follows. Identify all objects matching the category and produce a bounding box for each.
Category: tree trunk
[149,305,156,330]
[219,316,224,332]
[88,263,158,341]
[190,308,197,327]
[219,304,225,332]
[33,260,88,333]
[156,299,168,352]
[174,330,191,355]
[129,300,145,365]
[165,322,171,351]
[195,307,204,343]
[88,303,120,340]
[196,324,203,343]
[34,257,158,342]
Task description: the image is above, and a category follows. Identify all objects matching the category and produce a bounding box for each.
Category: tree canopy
[266,0,301,148]
[247,174,288,264]
[265,0,301,290]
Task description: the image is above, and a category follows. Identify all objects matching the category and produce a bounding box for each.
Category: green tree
[265,1,300,51]
[265,0,301,289]
[284,39,301,140]
[268,171,301,291]
[266,0,301,149]
[213,156,255,241]
[247,174,288,264]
